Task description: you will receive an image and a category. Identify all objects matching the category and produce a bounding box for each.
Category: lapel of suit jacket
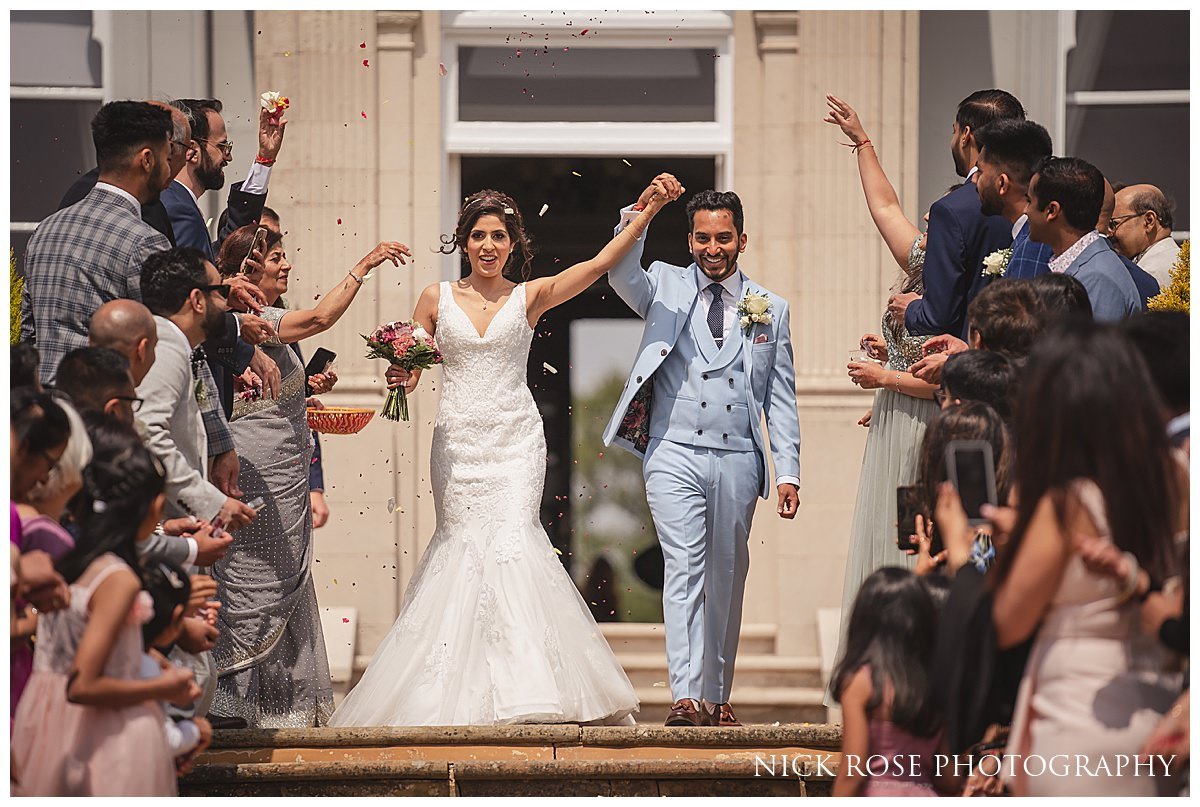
[674,265,701,348]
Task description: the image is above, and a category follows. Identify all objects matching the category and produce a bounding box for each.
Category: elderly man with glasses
[1109,183,1182,289]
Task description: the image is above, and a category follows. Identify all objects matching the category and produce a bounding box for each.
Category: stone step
[184,725,842,797]
[600,622,777,656]
[633,685,829,726]
[617,652,824,690]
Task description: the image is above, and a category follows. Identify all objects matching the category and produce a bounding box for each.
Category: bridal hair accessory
[92,500,108,513]
[736,291,773,335]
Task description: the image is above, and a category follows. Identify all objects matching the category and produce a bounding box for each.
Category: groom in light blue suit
[603,178,801,726]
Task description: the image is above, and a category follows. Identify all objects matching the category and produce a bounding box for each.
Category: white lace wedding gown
[329,282,638,726]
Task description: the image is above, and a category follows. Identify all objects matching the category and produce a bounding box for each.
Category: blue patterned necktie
[707,283,725,347]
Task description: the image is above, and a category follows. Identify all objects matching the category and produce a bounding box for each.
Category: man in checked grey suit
[604,179,802,727]
[21,100,174,385]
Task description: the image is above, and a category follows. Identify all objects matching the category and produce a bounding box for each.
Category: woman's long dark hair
[440,189,535,281]
[11,387,71,456]
[141,561,192,649]
[831,567,941,737]
[58,423,165,584]
[992,320,1182,585]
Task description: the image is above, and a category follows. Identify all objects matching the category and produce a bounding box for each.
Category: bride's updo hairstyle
[216,223,284,278]
[440,189,536,281]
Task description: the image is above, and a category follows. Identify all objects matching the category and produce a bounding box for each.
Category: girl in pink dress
[12,430,195,796]
[831,567,954,797]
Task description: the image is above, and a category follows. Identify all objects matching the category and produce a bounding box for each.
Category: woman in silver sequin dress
[211,226,411,727]
[824,96,942,669]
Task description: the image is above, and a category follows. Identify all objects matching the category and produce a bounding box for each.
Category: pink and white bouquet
[363,320,442,422]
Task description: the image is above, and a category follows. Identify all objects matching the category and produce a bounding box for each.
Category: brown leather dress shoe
[701,699,742,727]
[664,698,703,726]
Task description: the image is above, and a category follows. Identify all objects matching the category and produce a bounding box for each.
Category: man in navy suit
[888,90,1025,339]
[163,97,287,420]
[1097,179,1160,308]
[1026,157,1141,322]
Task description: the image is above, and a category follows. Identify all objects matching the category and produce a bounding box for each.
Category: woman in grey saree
[212,225,410,727]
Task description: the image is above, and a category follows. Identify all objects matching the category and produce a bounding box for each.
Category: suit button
[722,433,728,440]
[697,429,703,435]
[728,378,734,387]
[636,376,643,383]
[726,405,732,412]
[701,402,707,408]
[660,349,668,356]
[702,373,709,380]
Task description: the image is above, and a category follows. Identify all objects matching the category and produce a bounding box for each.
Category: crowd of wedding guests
[828,89,1189,796]
[8,94,398,795]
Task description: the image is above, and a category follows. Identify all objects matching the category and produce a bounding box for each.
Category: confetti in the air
[539,203,549,217]
[337,218,342,225]
[360,42,366,49]
[652,681,667,687]
[361,111,367,118]
[439,63,447,77]
[342,617,350,623]
[363,59,370,67]
[571,171,582,177]
[543,362,557,374]
[387,497,396,513]
[553,547,563,555]
[622,159,632,167]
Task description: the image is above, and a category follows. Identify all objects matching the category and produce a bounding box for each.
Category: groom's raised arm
[607,205,656,318]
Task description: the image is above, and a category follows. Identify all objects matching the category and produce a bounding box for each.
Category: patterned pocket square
[754,334,769,344]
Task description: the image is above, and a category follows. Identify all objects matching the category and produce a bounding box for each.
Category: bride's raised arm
[524,174,683,322]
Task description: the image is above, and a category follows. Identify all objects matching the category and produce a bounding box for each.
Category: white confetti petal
[539,203,549,217]
[542,362,558,374]
[652,681,667,687]
[386,497,396,513]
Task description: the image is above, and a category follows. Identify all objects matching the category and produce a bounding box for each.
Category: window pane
[1066,104,1189,231]
[1067,11,1189,92]
[10,99,101,224]
[458,47,716,122]
[10,11,102,88]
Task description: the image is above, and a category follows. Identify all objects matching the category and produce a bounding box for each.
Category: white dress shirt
[696,268,743,341]
[93,181,141,213]
[1136,236,1182,289]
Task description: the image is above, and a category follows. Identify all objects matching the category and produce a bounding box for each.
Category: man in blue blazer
[604,179,801,727]
[890,90,1025,338]
[1026,157,1142,322]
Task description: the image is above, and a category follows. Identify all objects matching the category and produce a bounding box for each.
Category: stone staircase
[341,623,830,727]
[181,725,843,796]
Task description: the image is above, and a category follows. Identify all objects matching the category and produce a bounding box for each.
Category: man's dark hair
[974,119,1053,187]
[141,247,212,316]
[261,206,279,221]
[53,347,132,415]
[1124,186,1176,231]
[91,101,172,172]
[955,89,1025,133]
[170,98,223,144]
[942,350,1019,421]
[966,279,1045,358]
[686,190,744,236]
[1030,156,1104,233]
[1027,273,1093,321]
[12,342,41,389]
[1120,311,1189,416]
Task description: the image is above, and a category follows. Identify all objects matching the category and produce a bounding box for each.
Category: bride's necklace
[463,282,509,311]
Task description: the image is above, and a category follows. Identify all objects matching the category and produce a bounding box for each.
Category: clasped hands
[910,333,969,385]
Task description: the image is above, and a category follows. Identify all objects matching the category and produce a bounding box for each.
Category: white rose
[740,315,752,330]
[743,295,770,315]
[982,250,1007,276]
[413,326,430,341]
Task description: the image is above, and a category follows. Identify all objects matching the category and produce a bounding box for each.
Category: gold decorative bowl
[306,406,375,435]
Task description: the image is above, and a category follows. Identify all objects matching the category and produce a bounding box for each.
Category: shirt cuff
[618,205,644,239]
[232,312,242,338]
[776,475,800,489]
[241,162,271,195]
[184,537,198,567]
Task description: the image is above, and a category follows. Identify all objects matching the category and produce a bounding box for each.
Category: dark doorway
[460,155,717,621]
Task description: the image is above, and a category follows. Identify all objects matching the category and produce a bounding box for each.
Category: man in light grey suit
[1027,157,1142,322]
[604,180,802,727]
[137,247,258,531]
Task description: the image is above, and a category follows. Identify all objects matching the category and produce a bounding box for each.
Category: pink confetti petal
[439,63,447,77]
[361,111,367,118]
[342,617,350,623]
[359,42,366,49]
[363,59,370,67]
[337,218,342,225]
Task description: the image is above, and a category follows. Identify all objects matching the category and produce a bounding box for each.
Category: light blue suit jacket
[602,221,801,500]
[1064,236,1143,322]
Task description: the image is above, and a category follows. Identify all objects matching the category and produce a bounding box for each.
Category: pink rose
[391,334,416,354]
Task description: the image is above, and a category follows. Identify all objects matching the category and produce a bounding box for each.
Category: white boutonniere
[982,247,1013,278]
[194,378,209,407]
[736,291,773,335]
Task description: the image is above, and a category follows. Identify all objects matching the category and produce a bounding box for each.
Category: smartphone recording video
[896,485,922,552]
[944,439,997,526]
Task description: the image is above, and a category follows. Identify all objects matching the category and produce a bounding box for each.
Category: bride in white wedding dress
[329,175,682,727]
